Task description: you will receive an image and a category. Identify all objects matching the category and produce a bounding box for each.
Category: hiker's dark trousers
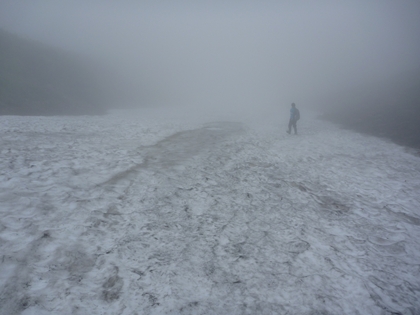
[288,119,297,134]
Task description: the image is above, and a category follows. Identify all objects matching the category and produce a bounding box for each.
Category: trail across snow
[1,109,420,315]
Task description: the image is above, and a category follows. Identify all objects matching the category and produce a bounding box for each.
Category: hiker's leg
[293,121,297,134]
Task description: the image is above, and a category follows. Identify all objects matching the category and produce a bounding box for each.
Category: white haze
[1,0,420,117]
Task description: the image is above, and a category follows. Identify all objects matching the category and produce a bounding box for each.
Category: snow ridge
[1,112,419,315]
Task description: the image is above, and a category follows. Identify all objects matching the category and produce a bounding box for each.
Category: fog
[1,0,420,117]
[2,4,420,313]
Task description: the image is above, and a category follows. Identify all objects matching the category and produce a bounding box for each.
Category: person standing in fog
[287,103,300,135]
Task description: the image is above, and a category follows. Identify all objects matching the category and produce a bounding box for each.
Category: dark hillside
[318,69,420,149]
[0,29,120,115]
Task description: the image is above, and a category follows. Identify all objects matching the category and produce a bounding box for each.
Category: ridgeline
[318,69,420,149]
[0,29,121,116]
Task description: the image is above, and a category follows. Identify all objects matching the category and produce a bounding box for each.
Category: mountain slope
[318,69,420,149]
[0,29,118,115]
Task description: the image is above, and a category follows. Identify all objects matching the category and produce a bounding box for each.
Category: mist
[1,0,420,118]
[3,3,420,313]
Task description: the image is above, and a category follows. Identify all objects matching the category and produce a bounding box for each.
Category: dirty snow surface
[1,108,420,315]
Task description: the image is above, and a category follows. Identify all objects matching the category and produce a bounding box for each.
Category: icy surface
[1,109,420,315]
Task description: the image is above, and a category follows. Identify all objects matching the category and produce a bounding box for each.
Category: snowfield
[1,108,420,315]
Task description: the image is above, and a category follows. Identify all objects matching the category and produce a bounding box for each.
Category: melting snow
[1,108,419,314]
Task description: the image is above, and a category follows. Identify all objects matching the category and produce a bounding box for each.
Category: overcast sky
[1,0,419,112]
